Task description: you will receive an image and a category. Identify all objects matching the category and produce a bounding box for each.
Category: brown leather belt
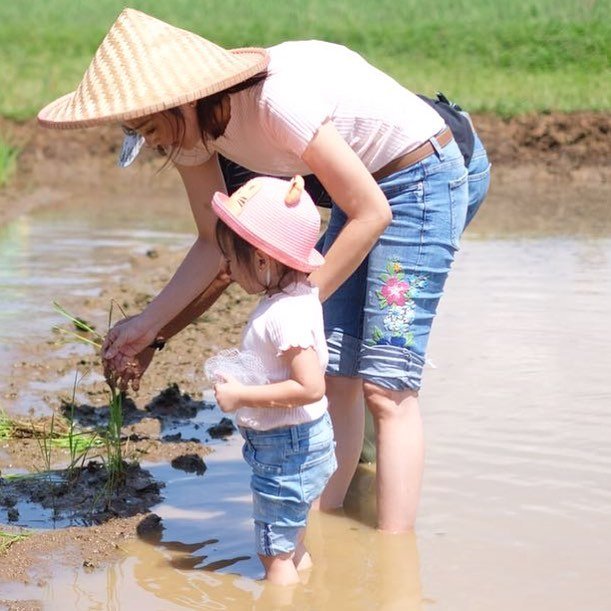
[372,126,454,181]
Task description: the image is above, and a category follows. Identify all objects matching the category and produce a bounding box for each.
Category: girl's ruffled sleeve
[266,301,317,357]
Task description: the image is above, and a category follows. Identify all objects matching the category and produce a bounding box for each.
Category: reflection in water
[25,452,423,611]
[1,204,610,609]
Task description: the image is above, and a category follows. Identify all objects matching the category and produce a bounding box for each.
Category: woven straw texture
[212,177,325,273]
[38,8,269,129]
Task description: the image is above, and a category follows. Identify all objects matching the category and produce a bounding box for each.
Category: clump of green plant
[1,406,102,476]
[0,530,29,554]
[53,301,127,487]
[60,370,104,479]
[0,410,11,439]
[0,135,19,188]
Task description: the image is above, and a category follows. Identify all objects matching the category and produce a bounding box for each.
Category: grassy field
[0,0,609,119]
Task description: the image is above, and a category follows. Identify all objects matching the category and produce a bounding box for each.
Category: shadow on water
[1,188,611,609]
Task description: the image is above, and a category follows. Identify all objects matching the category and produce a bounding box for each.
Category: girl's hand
[213,374,244,413]
[102,314,158,377]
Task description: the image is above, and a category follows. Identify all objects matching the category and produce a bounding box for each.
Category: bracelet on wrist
[149,337,166,351]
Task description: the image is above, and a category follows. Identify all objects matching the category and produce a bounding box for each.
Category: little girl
[208,175,336,586]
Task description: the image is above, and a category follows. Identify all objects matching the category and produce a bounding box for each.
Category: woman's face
[123,104,200,150]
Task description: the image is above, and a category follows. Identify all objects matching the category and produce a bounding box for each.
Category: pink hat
[212,176,325,273]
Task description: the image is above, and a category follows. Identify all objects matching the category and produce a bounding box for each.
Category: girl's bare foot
[259,553,300,585]
[293,543,313,571]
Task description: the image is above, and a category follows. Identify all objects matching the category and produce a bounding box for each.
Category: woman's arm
[136,155,226,329]
[214,347,325,412]
[106,270,231,391]
[104,154,227,364]
[301,121,392,302]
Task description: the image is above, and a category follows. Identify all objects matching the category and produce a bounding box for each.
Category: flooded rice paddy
[0,197,610,610]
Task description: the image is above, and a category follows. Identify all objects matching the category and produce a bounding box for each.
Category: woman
[38,8,490,532]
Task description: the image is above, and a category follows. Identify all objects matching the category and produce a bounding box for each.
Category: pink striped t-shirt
[172,39,444,175]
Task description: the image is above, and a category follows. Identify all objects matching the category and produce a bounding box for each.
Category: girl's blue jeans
[239,413,336,556]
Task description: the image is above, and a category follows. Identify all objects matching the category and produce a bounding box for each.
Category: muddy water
[0,206,194,414]
[1,202,611,609]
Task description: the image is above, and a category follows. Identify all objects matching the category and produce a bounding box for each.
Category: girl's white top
[236,281,328,431]
[173,40,444,173]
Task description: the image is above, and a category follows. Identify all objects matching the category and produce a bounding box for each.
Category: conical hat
[38,8,269,129]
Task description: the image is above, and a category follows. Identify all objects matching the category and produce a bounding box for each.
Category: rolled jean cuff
[360,344,425,391]
[325,329,360,378]
[255,522,300,557]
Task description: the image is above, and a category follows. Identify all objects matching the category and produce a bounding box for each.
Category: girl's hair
[163,71,268,163]
[215,218,257,272]
[215,218,298,289]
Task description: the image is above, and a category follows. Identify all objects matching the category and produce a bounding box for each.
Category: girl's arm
[214,347,325,412]
[301,120,393,302]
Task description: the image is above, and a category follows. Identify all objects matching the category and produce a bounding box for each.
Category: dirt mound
[474,111,611,168]
[0,461,163,526]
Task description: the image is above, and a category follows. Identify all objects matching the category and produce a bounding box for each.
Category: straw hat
[212,176,325,273]
[37,8,269,129]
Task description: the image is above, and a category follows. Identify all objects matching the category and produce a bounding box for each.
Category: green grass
[0,0,608,118]
[0,410,11,439]
[0,137,19,187]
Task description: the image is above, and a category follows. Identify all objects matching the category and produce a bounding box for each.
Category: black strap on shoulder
[418,92,475,166]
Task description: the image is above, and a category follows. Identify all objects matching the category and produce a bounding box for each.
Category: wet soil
[0,111,609,589]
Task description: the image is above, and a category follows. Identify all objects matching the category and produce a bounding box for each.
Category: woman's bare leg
[292,528,313,571]
[363,382,424,532]
[317,376,364,510]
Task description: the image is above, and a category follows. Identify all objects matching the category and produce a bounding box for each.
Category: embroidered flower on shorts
[383,304,414,336]
[369,258,427,348]
[380,276,410,307]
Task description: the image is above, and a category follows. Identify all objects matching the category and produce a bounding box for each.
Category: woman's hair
[164,71,268,162]
[195,71,268,142]
[215,218,299,289]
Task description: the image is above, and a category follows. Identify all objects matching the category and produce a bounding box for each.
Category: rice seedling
[63,370,103,479]
[53,300,127,487]
[103,384,124,492]
[52,301,104,349]
[34,411,55,472]
[1,409,100,459]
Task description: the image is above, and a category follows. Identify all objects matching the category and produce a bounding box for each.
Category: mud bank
[1,111,610,230]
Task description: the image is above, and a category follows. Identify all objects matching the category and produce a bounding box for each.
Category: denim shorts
[465,132,491,228]
[239,412,336,557]
[322,138,475,391]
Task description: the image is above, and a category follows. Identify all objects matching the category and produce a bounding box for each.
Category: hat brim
[212,192,324,274]
[38,48,269,129]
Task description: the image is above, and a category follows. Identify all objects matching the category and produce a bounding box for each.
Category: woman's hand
[213,374,244,413]
[103,344,155,392]
[102,314,158,379]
